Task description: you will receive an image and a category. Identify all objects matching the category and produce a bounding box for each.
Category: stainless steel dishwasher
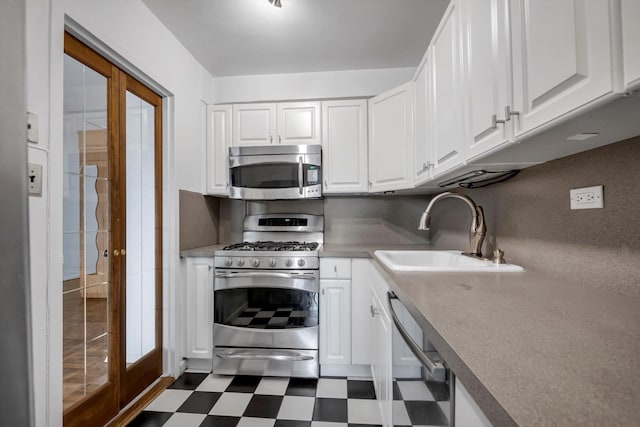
[388,292,454,426]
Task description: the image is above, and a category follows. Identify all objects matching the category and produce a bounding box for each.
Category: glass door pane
[125,91,157,365]
[62,54,111,410]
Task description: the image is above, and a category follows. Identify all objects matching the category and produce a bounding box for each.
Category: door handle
[387,292,447,382]
[298,156,304,195]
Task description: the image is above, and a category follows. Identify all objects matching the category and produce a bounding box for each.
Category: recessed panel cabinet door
[232,103,276,146]
[413,50,433,186]
[511,0,616,137]
[206,105,231,195]
[319,279,351,365]
[277,101,321,145]
[430,2,465,178]
[321,100,368,193]
[621,0,640,90]
[368,82,414,192]
[185,258,214,359]
[460,0,513,161]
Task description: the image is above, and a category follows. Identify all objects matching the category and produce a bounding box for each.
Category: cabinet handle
[322,288,325,295]
[491,114,505,129]
[369,181,372,188]
[270,135,273,143]
[208,265,213,271]
[324,180,328,188]
[370,305,380,317]
[278,135,282,144]
[504,105,520,122]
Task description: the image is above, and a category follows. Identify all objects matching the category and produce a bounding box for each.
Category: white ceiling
[141,0,450,77]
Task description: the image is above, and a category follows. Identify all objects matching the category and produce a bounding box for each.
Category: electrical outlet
[570,185,603,210]
[28,163,43,197]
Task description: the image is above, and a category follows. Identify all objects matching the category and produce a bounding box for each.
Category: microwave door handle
[298,156,304,195]
[387,292,447,382]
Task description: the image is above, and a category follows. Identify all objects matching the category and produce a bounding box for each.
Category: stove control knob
[269,259,277,267]
[297,259,306,267]
[252,258,261,267]
[224,258,233,267]
[285,259,293,267]
[237,259,245,267]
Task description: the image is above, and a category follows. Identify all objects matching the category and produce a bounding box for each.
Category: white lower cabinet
[185,257,214,360]
[319,279,351,365]
[369,266,392,427]
[455,376,493,427]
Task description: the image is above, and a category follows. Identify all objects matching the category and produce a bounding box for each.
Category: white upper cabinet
[206,105,232,195]
[460,0,514,162]
[413,49,434,186]
[430,1,465,178]
[321,99,368,193]
[368,81,414,192]
[233,101,320,147]
[510,0,616,138]
[621,0,640,90]
[277,101,321,145]
[233,103,277,146]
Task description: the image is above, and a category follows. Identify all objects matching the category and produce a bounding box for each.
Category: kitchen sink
[374,250,524,272]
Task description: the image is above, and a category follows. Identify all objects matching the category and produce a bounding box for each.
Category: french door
[62,33,163,426]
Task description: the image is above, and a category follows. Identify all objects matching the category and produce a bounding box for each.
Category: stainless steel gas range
[212,214,323,378]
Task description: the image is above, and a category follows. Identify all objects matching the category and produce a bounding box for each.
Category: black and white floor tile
[127,371,383,427]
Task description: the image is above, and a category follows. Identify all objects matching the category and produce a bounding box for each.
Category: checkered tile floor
[127,372,382,427]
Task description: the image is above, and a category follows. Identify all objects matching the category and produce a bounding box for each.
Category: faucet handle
[492,249,506,265]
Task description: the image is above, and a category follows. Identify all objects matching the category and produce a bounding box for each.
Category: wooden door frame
[63,32,164,426]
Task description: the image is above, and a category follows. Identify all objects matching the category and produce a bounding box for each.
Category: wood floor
[63,278,110,411]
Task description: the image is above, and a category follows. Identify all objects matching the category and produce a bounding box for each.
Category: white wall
[25,0,215,425]
[212,67,416,104]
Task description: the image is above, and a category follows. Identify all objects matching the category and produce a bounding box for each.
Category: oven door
[213,270,319,350]
[388,292,453,427]
[228,152,322,200]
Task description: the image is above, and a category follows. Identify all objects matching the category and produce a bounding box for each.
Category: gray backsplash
[205,135,640,297]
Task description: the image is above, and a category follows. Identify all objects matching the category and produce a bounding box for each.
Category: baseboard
[186,357,213,372]
[320,364,372,378]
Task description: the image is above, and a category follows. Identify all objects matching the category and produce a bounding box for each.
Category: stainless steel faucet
[418,192,486,258]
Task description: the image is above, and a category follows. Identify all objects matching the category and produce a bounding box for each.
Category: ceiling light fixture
[267,0,282,7]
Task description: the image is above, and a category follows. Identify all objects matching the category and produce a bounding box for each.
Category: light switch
[28,163,43,196]
[27,112,39,143]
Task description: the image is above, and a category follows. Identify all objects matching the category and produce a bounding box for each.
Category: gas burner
[223,241,319,252]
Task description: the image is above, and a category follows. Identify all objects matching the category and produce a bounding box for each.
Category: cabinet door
[430,2,465,178]
[621,0,640,90]
[460,0,513,162]
[413,50,433,186]
[185,258,214,359]
[232,103,276,146]
[351,259,371,365]
[511,0,616,137]
[368,81,414,192]
[277,101,321,145]
[370,284,392,427]
[320,280,351,365]
[206,105,231,195]
[321,100,369,193]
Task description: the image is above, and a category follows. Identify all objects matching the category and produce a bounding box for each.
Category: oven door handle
[388,292,447,382]
[216,350,314,362]
[215,272,317,280]
[298,156,304,195]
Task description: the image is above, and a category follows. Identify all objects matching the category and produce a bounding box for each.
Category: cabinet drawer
[320,258,352,279]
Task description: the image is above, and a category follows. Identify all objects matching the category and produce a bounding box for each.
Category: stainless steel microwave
[228,144,322,200]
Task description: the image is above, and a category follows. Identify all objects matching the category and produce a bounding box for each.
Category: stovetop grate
[222,241,319,252]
